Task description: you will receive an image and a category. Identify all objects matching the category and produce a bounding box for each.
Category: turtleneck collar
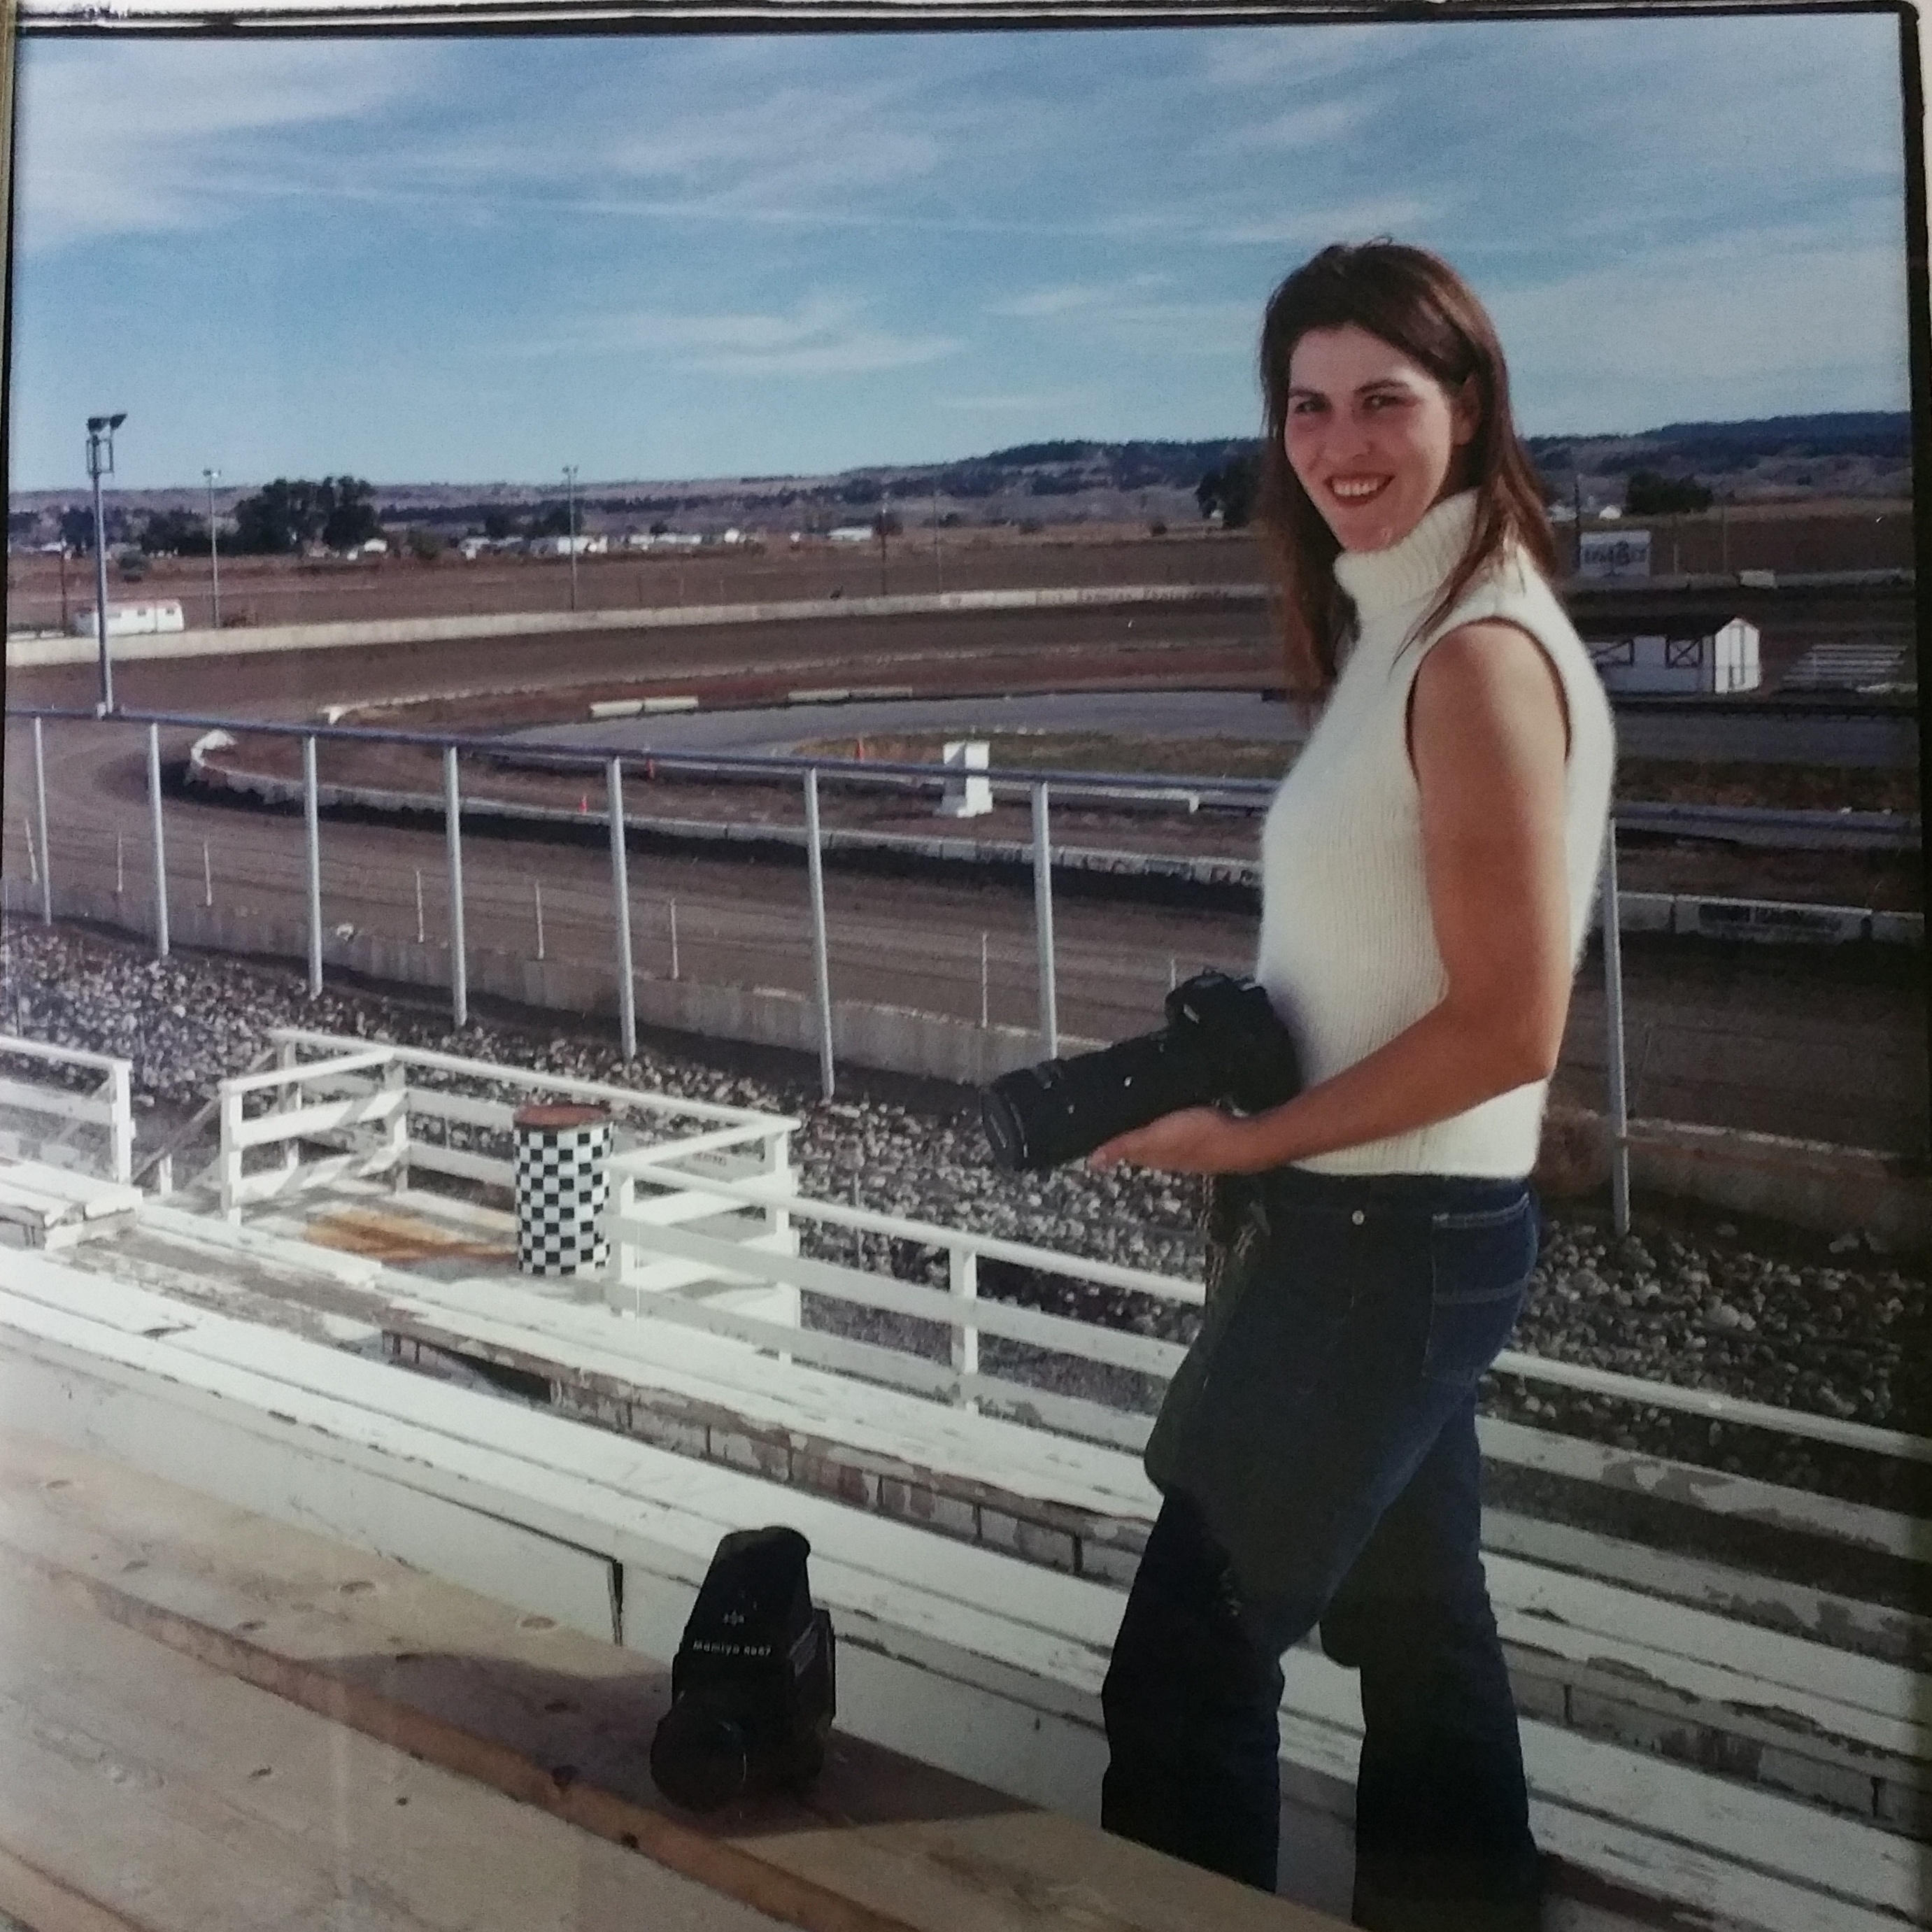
[1332,488,1478,624]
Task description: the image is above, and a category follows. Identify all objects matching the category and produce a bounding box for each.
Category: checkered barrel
[511,1102,613,1277]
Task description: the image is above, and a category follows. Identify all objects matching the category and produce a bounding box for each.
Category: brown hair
[1256,241,1558,692]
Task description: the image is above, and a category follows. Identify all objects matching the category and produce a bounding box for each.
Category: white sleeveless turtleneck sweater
[1255,490,1617,1177]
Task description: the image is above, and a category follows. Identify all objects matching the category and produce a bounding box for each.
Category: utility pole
[86,414,126,712]
[203,467,222,629]
[564,464,580,611]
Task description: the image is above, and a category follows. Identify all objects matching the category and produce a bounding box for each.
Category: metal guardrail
[6,702,1918,1235]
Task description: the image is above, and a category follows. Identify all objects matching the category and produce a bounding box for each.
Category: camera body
[980,969,1304,1172]
[649,1525,835,1812]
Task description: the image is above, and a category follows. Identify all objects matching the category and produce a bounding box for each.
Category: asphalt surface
[6,602,1927,1157]
[523,686,1921,769]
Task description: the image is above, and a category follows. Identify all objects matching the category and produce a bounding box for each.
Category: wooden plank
[0,1163,143,1218]
[268,1028,797,1130]
[0,1036,125,1073]
[1477,1417,1929,1564]
[616,1219,1187,1379]
[1484,1510,1932,1676]
[0,1542,790,1932]
[613,1165,1203,1306]
[0,1076,111,1128]
[1491,1346,1932,1464]
[406,1142,512,1188]
[406,1086,516,1132]
[0,1844,155,1932]
[0,1428,1341,1932]
[222,1048,397,1097]
[233,1145,404,1206]
[230,1087,404,1150]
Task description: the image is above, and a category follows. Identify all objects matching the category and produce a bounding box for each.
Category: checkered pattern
[513,1120,612,1277]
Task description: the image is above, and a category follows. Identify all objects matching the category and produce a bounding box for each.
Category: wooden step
[0,1424,1338,1932]
[1,1250,1919,1932]
[50,1203,1932,1841]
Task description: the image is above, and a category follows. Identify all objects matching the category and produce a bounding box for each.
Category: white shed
[1588,618,1760,695]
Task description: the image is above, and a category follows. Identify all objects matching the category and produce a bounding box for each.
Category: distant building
[71,599,187,639]
[828,525,874,544]
[1589,618,1759,695]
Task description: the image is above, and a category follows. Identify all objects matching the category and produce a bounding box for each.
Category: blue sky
[6,13,1911,492]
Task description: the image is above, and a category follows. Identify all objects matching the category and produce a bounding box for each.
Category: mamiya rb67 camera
[650,1525,835,1812]
[979,969,1303,1172]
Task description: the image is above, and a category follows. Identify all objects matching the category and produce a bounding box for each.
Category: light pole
[564,464,580,611]
[203,467,222,629]
[86,413,126,712]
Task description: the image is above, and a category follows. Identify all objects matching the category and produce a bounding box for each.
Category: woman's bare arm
[1091,619,1574,1176]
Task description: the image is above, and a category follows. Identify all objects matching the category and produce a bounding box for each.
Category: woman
[1093,243,1614,1932]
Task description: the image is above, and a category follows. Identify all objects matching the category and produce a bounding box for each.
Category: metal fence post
[302,734,323,997]
[608,757,637,1059]
[31,717,51,925]
[443,746,468,1029]
[1600,820,1631,1235]
[145,723,169,958]
[1031,781,1058,1058]
[803,769,835,1099]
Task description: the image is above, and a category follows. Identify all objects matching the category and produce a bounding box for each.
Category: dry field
[6,500,1912,636]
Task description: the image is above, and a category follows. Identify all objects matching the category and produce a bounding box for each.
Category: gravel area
[3,920,1926,1516]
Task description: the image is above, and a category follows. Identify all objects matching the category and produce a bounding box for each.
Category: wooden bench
[1,1242,1921,1932]
[0,1423,1340,1932]
[0,1158,143,1250]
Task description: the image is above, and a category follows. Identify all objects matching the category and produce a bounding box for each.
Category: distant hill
[7,414,1910,546]
[1525,411,1911,504]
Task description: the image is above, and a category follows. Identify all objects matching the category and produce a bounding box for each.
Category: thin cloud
[1493,235,1911,432]
[1218,96,1384,154]
[15,43,423,251]
[519,294,961,378]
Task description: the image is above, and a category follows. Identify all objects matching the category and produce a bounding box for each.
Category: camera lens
[979,1084,1031,1170]
[651,1699,751,1812]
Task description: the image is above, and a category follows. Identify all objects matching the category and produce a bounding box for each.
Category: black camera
[649,1525,835,1812]
[980,969,1302,1172]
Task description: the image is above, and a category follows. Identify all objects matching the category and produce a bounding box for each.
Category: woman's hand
[1089,1106,1257,1175]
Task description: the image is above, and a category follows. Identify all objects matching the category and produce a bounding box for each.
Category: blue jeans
[1102,1170,1543,1929]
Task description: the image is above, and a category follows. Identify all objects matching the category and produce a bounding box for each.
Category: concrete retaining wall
[17,880,1926,1242]
[1626,1118,1932,1250]
[7,580,1264,672]
[190,753,1929,941]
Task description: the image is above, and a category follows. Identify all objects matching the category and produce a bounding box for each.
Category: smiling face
[1283,324,1478,553]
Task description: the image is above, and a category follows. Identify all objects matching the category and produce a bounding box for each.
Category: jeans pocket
[1423,1193,1536,1386]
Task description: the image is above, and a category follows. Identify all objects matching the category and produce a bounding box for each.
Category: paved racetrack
[6,602,1926,1156]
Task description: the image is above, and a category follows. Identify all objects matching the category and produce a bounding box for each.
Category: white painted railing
[214,1029,798,1230]
[0,1035,134,1184]
[608,1153,1195,1449]
[606,1154,1932,1468]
